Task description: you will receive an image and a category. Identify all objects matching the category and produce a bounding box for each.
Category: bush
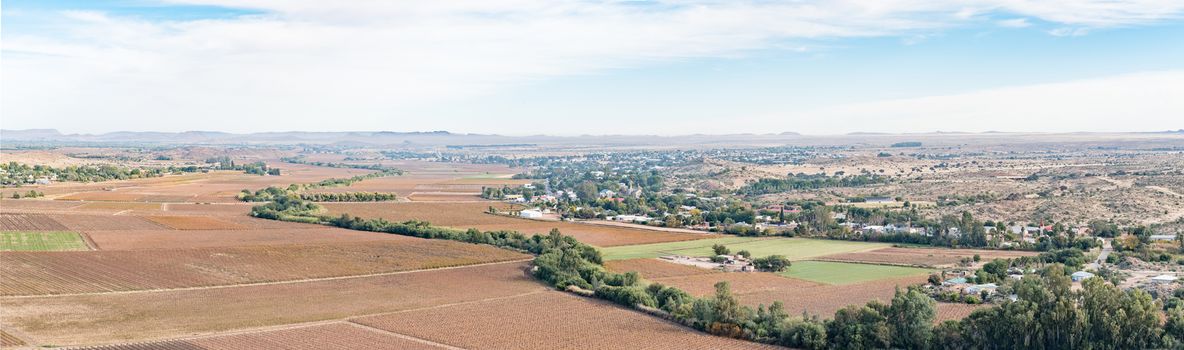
[753,255,791,272]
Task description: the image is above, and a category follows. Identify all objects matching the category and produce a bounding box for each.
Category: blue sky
[3,1,1182,135]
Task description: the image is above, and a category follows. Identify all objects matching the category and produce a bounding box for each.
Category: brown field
[75,202,163,211]
[0,239,528,296]
[85,227,401,250]
[817,247,1038,267]
[651,271,928,318]
[0,213,69,231]
[0,261,546,346]
[406,193,485,201]
[0,199,83,212]
[322,202,710,247]
[605,258,721,279]
[52,214,167,231]
[353,291,778,350]
[935,303,989,322]
[144,215,248,230]
[71,323,451,350]
[1,330,26,347]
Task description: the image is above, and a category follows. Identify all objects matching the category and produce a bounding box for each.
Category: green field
[600,236,888,261]
[778,261,932,285]
[0,231,89,251]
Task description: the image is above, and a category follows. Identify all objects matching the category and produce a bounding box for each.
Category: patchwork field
[777,261,932,285]
[816,247,1038,267]
[600,236,889,260]
[1,239,528,296]
[353,291,778,350]
[0,231,89,251]
[323,202,711,247]
[0,261,546,346]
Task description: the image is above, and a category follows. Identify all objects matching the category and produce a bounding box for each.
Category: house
[598,189,616,198]
[1150,235,1177,241]
[966,283,998,296]
[1071,271,1095,282]
[865,196,894,203]
[1152,275,1178,284]
[519,209,544,219]
[504,194,525,202]
[942,277,969,287]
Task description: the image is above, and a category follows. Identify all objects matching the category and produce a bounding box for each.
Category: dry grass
[353,291,778,350]
[76,202,162,211]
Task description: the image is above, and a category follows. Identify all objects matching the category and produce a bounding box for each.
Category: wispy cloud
[3,1,1183,133]
[996,18,1032,27]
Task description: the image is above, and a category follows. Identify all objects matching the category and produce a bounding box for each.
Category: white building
[1152,275,1178,284]
[519,209,544,219]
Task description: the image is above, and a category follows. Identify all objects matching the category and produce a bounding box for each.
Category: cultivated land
[323,201,711,247]
[0,261,544,346]
[0,231,89,251]
[1,239,528,296]
[599,236,889,260]
[816,246,1038,267]
[353,291,779,350]
[3,132,1179,348]
[777,261,932,285]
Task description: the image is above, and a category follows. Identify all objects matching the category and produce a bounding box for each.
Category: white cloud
[3,1,1183,133]
[767,71,1184,134]
[996,18,1032,27]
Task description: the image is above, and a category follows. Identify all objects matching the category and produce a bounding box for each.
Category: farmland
[322,202,711,247]
[777,260,932,285]
[353,291,778,350]
[816,246,1038,267]
[0,231,89,251]
[1,239,528,296]
[71,323,454,350]
[0,261,546,345]
[599,236,888,260]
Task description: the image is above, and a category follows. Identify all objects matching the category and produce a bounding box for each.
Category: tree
[827,305,890,349]
[887,287,936,349]
[712,244,730,256]
[753,255,791,272]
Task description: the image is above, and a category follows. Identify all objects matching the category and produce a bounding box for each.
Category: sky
[2,0,1183,136]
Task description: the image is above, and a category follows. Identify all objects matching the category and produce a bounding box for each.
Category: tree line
[237,169,401,202]
[248,195,1182,349]
[1,162,207,185]
[740,173,890,195]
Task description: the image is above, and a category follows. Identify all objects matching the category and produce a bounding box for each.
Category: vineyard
[71,323,450,350]
[0,261,545,345]
[0,213,69,231]
[0,240,529,295]
[84,226,404,250]
[353,291,778,350]
[0,231,90,251]
[145,216,248,230]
